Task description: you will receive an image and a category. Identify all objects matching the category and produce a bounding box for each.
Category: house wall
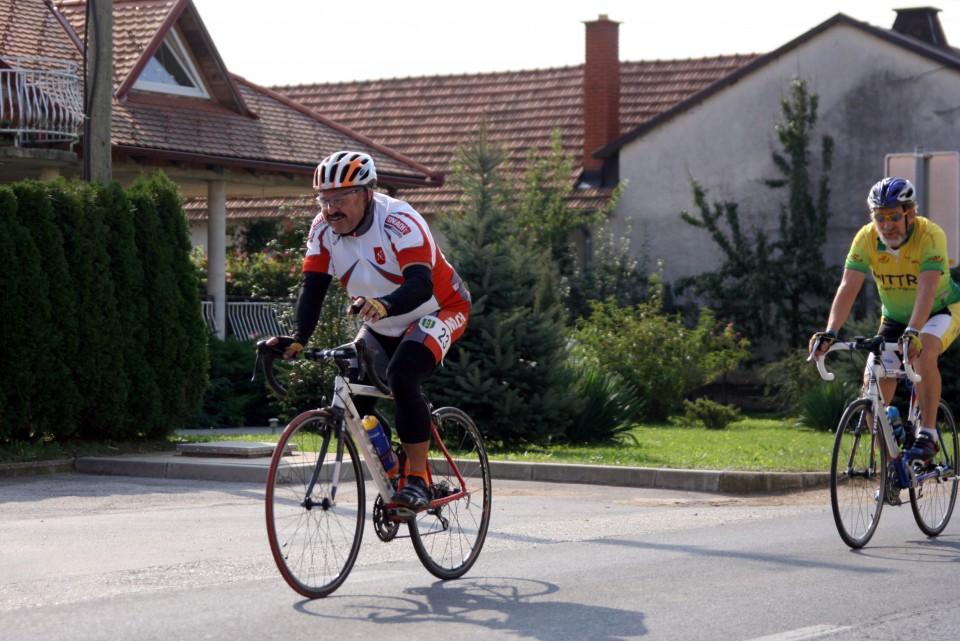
[612,24,960,291]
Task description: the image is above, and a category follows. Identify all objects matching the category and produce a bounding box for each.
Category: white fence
[0,57,83,145]
[202,301,293,340]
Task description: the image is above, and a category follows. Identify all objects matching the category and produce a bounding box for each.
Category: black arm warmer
[292,271,332,345]
[378,264,433,316]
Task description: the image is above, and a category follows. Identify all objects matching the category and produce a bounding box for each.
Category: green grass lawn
[170,415,833,473]
[2,416,834,472]
[491,418,834,472]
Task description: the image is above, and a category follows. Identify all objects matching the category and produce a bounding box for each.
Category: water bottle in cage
[887,406,905,446]
[362,415,399,479]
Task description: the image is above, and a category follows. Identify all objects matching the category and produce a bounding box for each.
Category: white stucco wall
[612,24,960,289]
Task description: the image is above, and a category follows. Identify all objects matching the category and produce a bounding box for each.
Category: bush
[571,279,750,422]
[796,381,860,431]
[190,336,280,429]
[226,248,303,299]
[565,363,643,443]
[682,398,742,430]
[274,284,355,421]
[0,176,207,446]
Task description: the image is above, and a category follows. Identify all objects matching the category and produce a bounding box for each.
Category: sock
[406,471,429,483]
[919,427,937,440]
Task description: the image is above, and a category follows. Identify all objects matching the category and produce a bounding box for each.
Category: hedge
[0,175,208,444]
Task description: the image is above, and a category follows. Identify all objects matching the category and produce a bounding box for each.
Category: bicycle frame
[815,339,919,461]
[813,338,956,490]
[328,370,473,510]
[319,372,393,502]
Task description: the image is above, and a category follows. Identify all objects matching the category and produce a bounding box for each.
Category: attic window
[134,29,209,98]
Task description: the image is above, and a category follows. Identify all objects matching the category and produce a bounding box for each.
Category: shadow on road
[296,576,647,640]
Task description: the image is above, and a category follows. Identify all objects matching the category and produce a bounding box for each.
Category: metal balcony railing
[202,300,293,340]
[0,56,83,146]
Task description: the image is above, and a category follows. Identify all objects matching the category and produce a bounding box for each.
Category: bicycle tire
[910,400,960,536]
[265,411,365,598]
[830,398,886,549]
[409,407,491,580]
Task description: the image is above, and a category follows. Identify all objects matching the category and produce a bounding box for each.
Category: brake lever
[251,352,262,383]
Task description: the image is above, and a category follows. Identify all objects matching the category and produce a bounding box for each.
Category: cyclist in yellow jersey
[811,177,960,461]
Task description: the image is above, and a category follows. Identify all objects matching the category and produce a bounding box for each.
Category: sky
[192,0,960,87]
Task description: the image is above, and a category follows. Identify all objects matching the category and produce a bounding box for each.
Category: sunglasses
[872,211,905,224]
[317,186,364,209]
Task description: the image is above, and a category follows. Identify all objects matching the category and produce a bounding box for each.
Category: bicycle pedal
[386,506,417,521]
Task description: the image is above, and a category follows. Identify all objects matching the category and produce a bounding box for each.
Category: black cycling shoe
[395,475,431,512]
[908,433,940,462]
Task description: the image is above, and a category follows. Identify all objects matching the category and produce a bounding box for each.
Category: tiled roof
[56,0,176,91]
[183,194,315,221]
[0,1,79,64]
[273,55,758,215]
[0,0,437,190]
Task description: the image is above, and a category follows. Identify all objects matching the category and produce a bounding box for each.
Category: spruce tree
[427,123,576,445]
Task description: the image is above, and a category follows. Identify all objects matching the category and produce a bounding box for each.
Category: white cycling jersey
[303,192,470,337]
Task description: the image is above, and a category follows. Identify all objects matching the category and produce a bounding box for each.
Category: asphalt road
[2,473,959,641]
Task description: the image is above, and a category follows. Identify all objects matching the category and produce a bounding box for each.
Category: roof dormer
[133,26,210,99]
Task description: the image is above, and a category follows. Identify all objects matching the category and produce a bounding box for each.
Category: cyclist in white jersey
[269,151,471,511]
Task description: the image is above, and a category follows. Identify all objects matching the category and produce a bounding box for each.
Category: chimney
[892,7,949,47]
[583,15,620,176]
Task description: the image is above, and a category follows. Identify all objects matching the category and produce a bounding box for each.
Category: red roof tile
[0,0,81,64]
[0,0,437,189]
[273,55,758,215]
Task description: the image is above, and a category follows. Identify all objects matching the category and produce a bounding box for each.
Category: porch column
[207,179,227,339]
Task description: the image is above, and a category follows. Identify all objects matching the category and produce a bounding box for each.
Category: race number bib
[418,316,452,358]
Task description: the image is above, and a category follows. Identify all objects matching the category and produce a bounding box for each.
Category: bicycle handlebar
[808,335,921,383]
[252,338,393,397]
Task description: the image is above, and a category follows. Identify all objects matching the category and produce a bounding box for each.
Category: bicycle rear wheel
[265,411,365,598]
[409,407,491,580]
[830,399,887,549]
[910,400,960,536]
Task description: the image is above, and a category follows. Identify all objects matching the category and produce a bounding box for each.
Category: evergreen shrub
[0,176,207,446]
[682,398,742,430]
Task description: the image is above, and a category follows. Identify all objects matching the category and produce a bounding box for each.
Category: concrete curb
[32,452,832,494]
[0,458,75,478]
[487,461,829,493]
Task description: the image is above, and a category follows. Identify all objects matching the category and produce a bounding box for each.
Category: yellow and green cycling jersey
[845,216,960,325]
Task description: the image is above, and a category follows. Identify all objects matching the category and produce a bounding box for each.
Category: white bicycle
[254,338,492,598]
[811,335,959,548]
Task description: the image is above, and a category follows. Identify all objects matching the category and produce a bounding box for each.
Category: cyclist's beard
[884,230,908,249]
[883,221,912,249]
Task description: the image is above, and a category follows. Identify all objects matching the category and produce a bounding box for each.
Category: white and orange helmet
[313,151,377,191]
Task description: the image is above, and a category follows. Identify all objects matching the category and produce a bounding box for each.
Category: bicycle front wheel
[409,407,491,580]
[910,400,959,536]
[830,399,887,549]
[265,411,365,598]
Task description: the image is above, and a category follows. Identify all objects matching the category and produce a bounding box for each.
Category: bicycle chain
[372,495,401,541]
